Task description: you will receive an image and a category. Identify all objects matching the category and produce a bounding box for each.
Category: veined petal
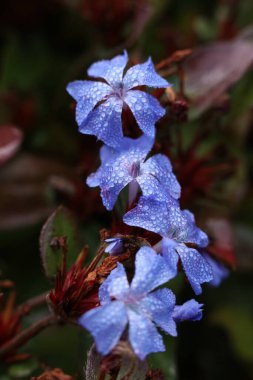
[120,134,155,154]
[67,81,111,125]
[99,263,130,305]
[181,210,209,247]
[131,247,173,296]
[162,238,179,277]
[79,301,128,356]
[128,309,165,360]
[99,163,132,211]
[80,97,124,148]
[123,196,181,237]
[66,80,111,102]
[123,57,169,90]
[97,136,153,209]
[87,51,128,87]
[177,245,213,295]
[140,288,177,336]
[137,172,170,202]
[125,90,165,139]
[100,177,131,210]
[142,154,181,200]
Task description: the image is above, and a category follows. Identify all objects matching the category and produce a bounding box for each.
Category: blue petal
[95,136,153,210]
[119,134,155,154]
[80,97,124,148]
[87,51,128,87]
[128,309,165,360]
[173,299,203,323]
[105,238,124,255]
[145,154,181,199]
[162,238,179,277]
[131,247,174,296]
[123,196,181,237]
[67,81,111,125]
[203,253,229,287]
[125,90,165,139]
[99,263,130,305]
[86,166,103,187]
[99,144,116,163]
[140,288,177,336]
[79,301,128,356]
[100,168,133,211]
[123,57,169,90]
[176,245,213,295]
[180,210,209,247]
[139,154,181,201]
[66,80,110,101]
[137,172,168,202]
[100,176,131,210]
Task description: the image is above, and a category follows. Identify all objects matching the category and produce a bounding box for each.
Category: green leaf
[39,205,80,278]
[7,358,38,379]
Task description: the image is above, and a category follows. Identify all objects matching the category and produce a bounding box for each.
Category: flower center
[113,83,126,100]
[129,161,141,178]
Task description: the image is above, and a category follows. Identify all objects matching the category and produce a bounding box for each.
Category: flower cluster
[67,51,226,360]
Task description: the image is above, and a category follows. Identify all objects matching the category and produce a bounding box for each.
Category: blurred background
[0,0,253,379]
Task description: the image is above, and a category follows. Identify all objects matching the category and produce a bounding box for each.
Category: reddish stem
[0,314,58,358]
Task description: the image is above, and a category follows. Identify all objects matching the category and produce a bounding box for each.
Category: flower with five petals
[123,197,213,295]
[87,135,180,210]
[66,51,169,148]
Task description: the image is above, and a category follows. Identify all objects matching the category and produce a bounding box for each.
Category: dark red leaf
[0,125,23,166]
[184,39,253,115]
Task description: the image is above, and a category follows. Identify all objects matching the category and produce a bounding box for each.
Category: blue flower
[203,253,229,287]
[123,197,213,295]
[79,246,177,360]
[172,299,203,322]
[87,135,180,210]
[66,51,169,148]
[104,238,123,255]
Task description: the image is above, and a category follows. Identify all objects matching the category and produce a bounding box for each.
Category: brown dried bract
[32,368,74,380]
[156,49,192,70]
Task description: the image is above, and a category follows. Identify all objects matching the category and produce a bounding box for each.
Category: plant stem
[16,291,48,316]
[0,314,59,358]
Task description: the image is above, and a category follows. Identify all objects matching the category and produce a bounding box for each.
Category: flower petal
[181,210,209,247]
[173,299,203,323]
[162,238,179,277]
[128,309,165,360]
[203,253,229,287]
[67,80,111,124]
[79,301,128,356]
[137,172,168,202]
[96,135,154,209]
[125,90,165,139]
[123,196,181,237]
[99,263,130,305]
[176,245,213,295]
[141,154,181,200]
[79,97,124,148]
[140,288,177,336]
[86,166,103,187]
[87,51,128,86]
[131,247,173,296]
[123,57,169,90]
[105,238,124,256]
